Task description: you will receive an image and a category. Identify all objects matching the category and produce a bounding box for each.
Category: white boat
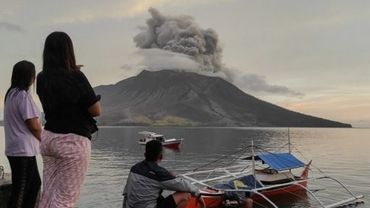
[138,131,183,149]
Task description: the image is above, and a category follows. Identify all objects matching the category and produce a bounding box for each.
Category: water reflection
[77,127,369,208]
[1,127,368,208]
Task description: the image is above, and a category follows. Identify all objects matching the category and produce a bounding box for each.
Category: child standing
[4,60,42,208]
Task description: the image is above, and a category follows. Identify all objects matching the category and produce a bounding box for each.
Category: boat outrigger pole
[251,140,256,189]
[288,128,291,154]
[288,128,292,174]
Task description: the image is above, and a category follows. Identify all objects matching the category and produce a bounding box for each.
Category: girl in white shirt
[4,60,42,208]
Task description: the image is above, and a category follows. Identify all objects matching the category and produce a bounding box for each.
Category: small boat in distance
[138,131,183,149]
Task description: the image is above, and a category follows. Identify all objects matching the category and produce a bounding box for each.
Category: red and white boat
[182,140,364,208]
[138,131,183,149]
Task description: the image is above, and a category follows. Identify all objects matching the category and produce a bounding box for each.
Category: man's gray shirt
[123,160,199,208]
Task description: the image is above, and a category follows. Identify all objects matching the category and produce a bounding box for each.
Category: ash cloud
[135,49,201,72]
[0,22,25,33]
[232,73,304,96]
[134,8,222,72]
[132,8,302,97]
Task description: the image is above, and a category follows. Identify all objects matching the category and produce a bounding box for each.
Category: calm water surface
[1,127,369,207]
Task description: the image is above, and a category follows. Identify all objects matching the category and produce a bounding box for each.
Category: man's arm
[159,176,201,196]
[160,176,205,208]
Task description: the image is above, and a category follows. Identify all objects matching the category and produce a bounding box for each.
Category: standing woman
[36,31,101,208]
[4,60,42,208]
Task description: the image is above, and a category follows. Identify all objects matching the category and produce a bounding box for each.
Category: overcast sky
[1,0,370,127]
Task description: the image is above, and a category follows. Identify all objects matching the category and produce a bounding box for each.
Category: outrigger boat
[182,139,364,208]
[138,131,183,149]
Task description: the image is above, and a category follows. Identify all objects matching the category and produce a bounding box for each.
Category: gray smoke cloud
[232,72,304,96]
[135,49,200,72]
[134,7,222,72]
[132,8,303,97]
[0,22,25,33]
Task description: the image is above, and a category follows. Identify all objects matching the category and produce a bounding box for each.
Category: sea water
[1,127,369,207]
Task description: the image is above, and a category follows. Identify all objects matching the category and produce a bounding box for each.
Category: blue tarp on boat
[258,153,305,171]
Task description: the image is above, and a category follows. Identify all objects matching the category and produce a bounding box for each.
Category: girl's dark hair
[4,60,36,102]
[42,31,77,74]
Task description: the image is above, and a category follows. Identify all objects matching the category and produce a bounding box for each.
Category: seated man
[123,140,205,208]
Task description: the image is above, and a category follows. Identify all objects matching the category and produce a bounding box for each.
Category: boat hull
[253,161,310,203]
[162,141,182,149]
[138,139,182,149]
[186,188,224,208]
[187,162,311,208]
[186,180,308,208]
[252,179,308,201]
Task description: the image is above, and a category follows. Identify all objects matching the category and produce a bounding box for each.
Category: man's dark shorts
[157,195,176,208]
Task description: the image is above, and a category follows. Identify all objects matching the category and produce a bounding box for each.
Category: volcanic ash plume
[134,8,223,72]
[131,8,303,97]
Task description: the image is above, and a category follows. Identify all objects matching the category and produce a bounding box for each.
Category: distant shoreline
[0,125,355,128]
[2,123,369,128]
[96,125,356,129]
